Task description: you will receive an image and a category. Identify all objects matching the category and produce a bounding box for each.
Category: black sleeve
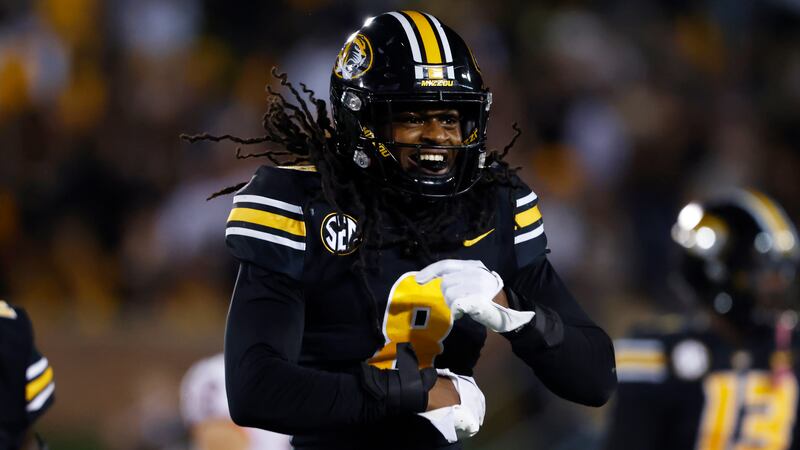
[0,306,32,446]
[224,262,389,434]
[501,256,617,407]
[0,303,54,448]
[604,381,669,450]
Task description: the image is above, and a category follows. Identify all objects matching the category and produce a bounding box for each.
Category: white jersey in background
[180,353,293,450]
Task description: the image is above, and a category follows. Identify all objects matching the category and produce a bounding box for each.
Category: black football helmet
[329,11,491,197]
[672,189,800,327]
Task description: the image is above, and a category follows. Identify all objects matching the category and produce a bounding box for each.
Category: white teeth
[419,154,445,162]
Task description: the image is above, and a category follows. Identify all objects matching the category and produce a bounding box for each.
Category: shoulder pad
[225,165,316,279]
[0,303,54,420]
[508,179,547,268]
[614,337,668,384]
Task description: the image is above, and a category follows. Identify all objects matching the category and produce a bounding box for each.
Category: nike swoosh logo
[463,228,495,247]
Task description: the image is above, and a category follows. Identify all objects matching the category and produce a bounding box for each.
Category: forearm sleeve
[224,263,387,434]
[502,256,617,406]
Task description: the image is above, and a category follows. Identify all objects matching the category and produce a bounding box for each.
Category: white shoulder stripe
[516,191,538,208]
[226,227,306,251]
[233,195,303,215]
[26,381,54,412]
[27,357,48,381]
[514,224,544,244]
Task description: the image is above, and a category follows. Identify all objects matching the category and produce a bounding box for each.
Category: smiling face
[390,108,463,176]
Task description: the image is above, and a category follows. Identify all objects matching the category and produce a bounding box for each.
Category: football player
[0,300,55,450]
[606,189,800,449]
[186,10,616,449]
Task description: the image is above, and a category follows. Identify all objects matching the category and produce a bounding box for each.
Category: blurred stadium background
[1,0,799,448]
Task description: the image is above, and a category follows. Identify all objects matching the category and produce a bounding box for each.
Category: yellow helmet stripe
[423,12,455,79]
[403,11,442,64]
[228,208,306,237]
[740,190,798,255]
[748,190,792,236]
[423,13,453,63]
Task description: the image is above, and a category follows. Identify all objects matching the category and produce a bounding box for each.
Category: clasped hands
[365,260,534,442]
[416,259,534,442]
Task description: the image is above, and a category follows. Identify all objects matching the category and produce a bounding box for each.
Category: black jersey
[606,317,800,450]
[223,165,615,450]
[0,301,54,449]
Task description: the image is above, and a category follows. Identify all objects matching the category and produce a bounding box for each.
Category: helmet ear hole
[353,149,371,168]
[342,91,363,111]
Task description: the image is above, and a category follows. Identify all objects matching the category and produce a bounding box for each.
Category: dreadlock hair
[181,68,523,337]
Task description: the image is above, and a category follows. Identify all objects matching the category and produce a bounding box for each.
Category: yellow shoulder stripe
[515,205,542,228]
[26,366,53,401]
[228,208,306,237]
[403,11,442,64]
[616,350,666,367]
[463,229,494,247]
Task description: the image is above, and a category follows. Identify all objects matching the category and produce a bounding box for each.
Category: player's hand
[418,369,486,442]
[416,259,534,333]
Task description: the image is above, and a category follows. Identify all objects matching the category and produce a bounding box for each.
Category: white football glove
[416,259,534,333]
[418,369,486,443]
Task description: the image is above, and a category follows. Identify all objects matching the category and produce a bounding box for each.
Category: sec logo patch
[321,213,359,255]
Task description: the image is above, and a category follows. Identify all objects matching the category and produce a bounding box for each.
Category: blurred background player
[0,300,55,450]
[606,189,800,449]
[180,353,292,450]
